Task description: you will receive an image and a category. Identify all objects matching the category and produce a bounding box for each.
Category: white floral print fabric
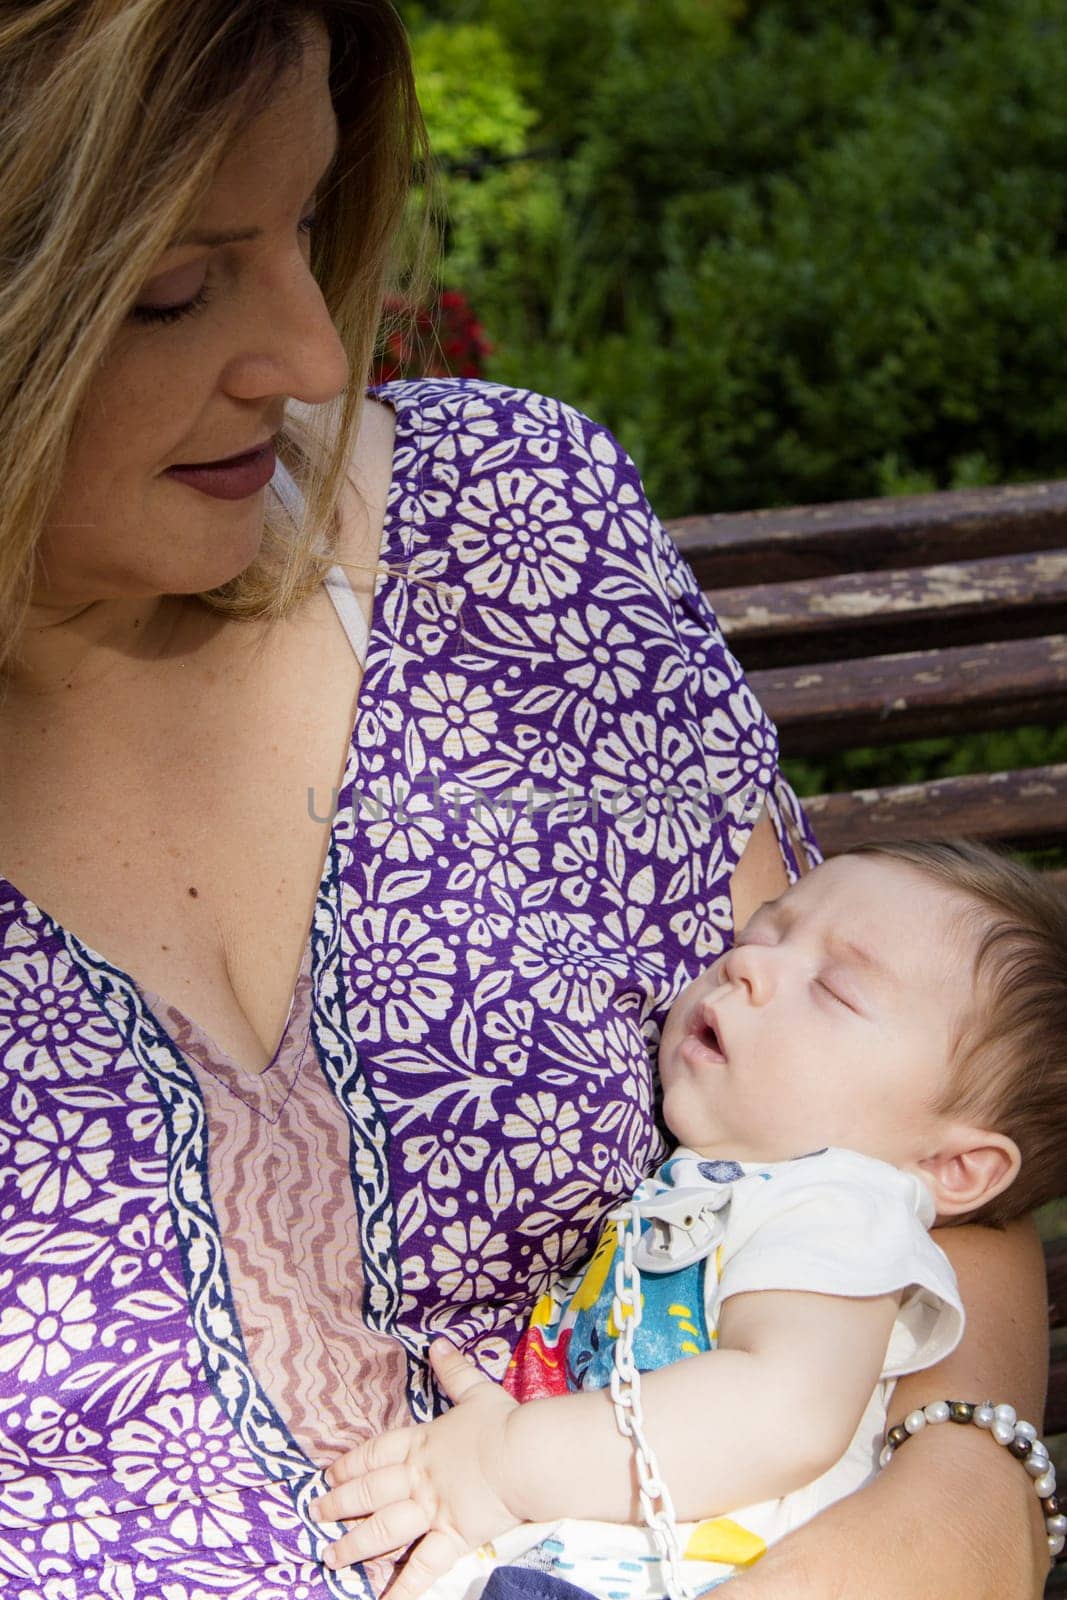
[0,380,820,1597]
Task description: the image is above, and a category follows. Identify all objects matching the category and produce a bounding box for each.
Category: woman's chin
[164,534,265,595]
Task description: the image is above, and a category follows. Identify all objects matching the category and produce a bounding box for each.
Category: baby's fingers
[313,1463,416,1528]
[322,1498,429,1572]
[427,1338,492,1405]
[385,1530,469,1600]
[326,1426,415,1486]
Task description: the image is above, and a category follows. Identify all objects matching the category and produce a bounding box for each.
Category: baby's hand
[310,1338,523,1600]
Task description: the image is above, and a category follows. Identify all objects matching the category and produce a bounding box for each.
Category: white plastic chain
[609,1198,693,1600]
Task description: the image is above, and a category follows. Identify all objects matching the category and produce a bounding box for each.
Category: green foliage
[404,0,1067,518]
[410,21,534,161]
[652,1,1067,515]
[783,723,1067,801]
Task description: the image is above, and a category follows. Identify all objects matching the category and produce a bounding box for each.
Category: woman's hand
[311,1340,523,1599]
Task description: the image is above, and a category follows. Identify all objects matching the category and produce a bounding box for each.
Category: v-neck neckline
[140,937,317,1114]
[0,390,407,1083]
[139,939,312,1085]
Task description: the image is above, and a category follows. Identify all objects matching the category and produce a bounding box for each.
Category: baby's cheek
[673,964,716,1020]
[657,1000,688,1069]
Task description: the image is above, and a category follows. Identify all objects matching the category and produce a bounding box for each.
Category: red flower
[372,289,493,384]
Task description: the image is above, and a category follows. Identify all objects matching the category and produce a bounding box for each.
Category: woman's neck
[4,592,205,707]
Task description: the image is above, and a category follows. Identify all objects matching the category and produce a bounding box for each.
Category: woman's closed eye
[131,284,213,326]
[130,211,318,327]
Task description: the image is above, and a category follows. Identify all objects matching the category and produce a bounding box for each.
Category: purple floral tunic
[0,381,819,1599]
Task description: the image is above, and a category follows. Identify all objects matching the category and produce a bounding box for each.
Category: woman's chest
[0,585,363,1074]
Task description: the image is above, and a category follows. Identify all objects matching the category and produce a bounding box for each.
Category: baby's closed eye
[816,977,860,1011]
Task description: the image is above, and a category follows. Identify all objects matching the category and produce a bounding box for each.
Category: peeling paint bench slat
[714,552,1067,667]
[801,764,1067,856]
[671,480,1067,588]
[750,633,1067,753]
[806,761,1067,864]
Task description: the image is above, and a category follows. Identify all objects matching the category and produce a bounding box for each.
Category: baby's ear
[917,1125,1022,1219]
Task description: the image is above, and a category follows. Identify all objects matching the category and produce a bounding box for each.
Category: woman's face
[34,21,348,612]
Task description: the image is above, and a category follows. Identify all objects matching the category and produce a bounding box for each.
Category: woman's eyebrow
[172,132,341,249]
[175,222,263,248]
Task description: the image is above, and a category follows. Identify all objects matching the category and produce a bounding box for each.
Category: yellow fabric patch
[607,1297,640,1340]
[571,1222,620,1310]
[529,1292,556,1329]
[684,1519,767,1567]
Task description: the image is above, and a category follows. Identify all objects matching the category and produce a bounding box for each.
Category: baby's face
[657,854,978,1170]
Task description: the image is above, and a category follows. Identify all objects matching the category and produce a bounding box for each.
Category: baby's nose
[723,942,775,1003]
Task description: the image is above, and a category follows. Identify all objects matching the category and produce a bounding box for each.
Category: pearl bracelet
[880,1400,1064,1566]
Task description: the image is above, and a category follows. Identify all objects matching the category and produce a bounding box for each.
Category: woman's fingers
[427,1337,491,1404]
[313,1463,415,1526]
[323,1498,429,1571]
[385,1529,469,1600]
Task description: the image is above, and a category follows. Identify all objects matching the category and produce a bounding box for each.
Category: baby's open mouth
[700,1021,722,1054]
[686,1003,726,1063]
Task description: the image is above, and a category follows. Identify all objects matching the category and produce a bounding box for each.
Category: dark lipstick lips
[173,440,273,468]
[163,441,277,501]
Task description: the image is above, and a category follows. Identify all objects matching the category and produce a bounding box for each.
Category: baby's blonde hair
[850,837,1067,1227]
[0,0,427,681]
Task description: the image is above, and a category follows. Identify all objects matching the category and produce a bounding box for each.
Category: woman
[0,4,1048,1599]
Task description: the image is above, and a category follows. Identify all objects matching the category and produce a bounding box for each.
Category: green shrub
[410,20,534,161]
[404,0,1067,518]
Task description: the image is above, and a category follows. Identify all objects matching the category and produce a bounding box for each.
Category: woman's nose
[225,256,350,407]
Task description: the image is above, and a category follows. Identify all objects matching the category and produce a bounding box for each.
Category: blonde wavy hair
[0,0,427,678]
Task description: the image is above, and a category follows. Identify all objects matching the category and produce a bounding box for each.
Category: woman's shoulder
[369,376,631,466]
[368,376,683,574]
[370,374,576,416]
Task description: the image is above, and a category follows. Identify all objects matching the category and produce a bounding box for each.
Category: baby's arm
[311,1288,900,1598]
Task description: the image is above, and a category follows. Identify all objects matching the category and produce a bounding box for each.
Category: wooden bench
[665,481,1067,1592]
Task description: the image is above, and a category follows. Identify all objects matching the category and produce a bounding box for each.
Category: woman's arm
[728,1214,1051,1600]
[730,809,798,924]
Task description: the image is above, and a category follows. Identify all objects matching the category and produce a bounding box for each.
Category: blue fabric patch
[696,1160,745,1183]
[567,1250,711,1390]
[483,1568,603,1600]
